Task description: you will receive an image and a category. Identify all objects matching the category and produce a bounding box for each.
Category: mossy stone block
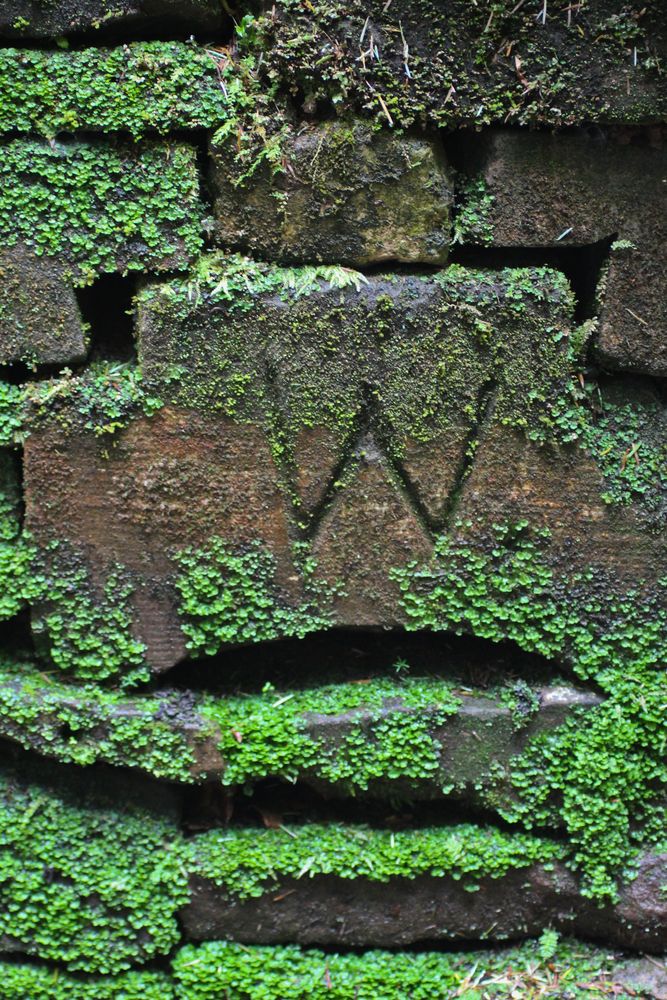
[185,824,667,952]
[255,0,666,128]
[211,119,453,265]
[0,43,229,137]
[0,245,87,366]
[0,139,203,283]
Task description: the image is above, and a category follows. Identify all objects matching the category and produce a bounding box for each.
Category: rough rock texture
[614,957,667,999]
[0,245,87,366]
[211,120,453,265]
[256,0,667,127]
[182,852,667,953]
[0,1,224,38]
[19,265,664,675]
[458,129,667,376]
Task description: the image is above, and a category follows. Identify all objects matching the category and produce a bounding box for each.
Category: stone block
[257,0,667,128]
[184,828,667,952]
[0,245,87,366]
[18,262,664,679]
[211,120,453,265]
[0,657,601,807]
[0,0,223,38]
[458,129,667,376]
[0,139,203,283]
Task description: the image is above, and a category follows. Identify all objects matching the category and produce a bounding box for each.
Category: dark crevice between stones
[75,274,137,364]
[449,237,616,324]
[0,359,69,385]
[0,4,239,49]
[0,736,185,815]
[164,628,578,696]
[0,610,35,661]
[183,775,568,841]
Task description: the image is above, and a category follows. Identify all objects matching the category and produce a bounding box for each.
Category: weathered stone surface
[23,407,295,672]
[613,957,667,999]
[211,120,453,266]
[0,0,224,38]
[0,245,87,366]
[256,1,667,128]
[182,851,667,953]
[309,439,433,626]
[459,129,667,376]
[18,263,664,676]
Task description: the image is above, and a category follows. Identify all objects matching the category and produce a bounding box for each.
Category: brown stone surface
[211,120,453,266]
[182,852,667,953]
[310,437,433,626]
[0,245,87,366]
[23,407,296,672]
[453,423,663,589]
[460,129,667,376]
[0,0,224,38]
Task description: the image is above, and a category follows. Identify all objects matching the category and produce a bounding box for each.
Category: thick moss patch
[0,139,203,282]
[172,938,641,1000]
[0,762,188,974]
[392,520,667,899]
[0,963,173,1000]
[0,43,229,138]
[192,821,563,900]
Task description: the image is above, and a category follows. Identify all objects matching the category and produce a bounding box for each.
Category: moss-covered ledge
[184,823,667,952]
[0,43,229,137]
[0,654,601,800]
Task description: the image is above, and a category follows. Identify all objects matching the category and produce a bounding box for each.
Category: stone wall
[0,2,665,997]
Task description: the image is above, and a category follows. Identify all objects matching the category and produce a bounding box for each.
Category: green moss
[579,388,666,516]
[0,764,189,974]
[391,520,667,899]
[0,42,229,137]
[30,543,150,685]
[0,655,199,779]
[502,666,667,901]
[172,938,639,999]
[0,963,173,1000]
[201,674,460,790]
[23,362,164,438]
[0,139,202,282]
[139,256,576,471]
[453,176,495,244]
[0,381,23,446]
[174,538,336,657]
[193,821,563,900]
[0,537,150,686]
